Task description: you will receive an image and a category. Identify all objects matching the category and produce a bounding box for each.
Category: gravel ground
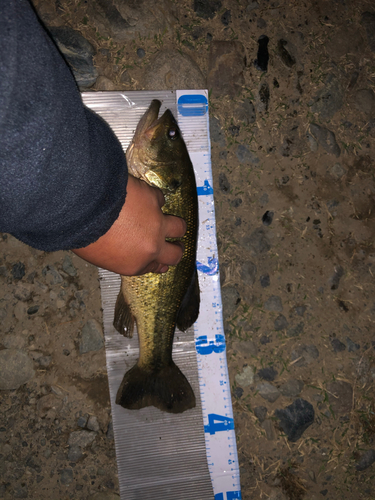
[1,0,375,499]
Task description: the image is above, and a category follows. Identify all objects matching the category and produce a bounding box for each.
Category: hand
[72,175,186,276]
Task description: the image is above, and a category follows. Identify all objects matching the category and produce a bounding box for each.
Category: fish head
[126,100,188,192]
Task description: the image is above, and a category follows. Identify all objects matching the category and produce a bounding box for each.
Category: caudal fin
[116,362,196,413]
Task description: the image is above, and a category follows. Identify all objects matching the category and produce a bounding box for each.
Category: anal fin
[113,290,135,338]
[176,268,200,332]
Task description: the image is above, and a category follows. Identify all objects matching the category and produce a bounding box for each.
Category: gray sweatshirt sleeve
[0,0,128,251]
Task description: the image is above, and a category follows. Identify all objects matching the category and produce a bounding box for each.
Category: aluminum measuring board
[82,90,241,500]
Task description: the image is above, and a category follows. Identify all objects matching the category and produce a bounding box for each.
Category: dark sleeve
[0,0,128,251]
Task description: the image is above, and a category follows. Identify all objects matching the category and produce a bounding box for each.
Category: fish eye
[168,128,179,140]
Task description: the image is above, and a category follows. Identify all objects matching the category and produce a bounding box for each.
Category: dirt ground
[1,0,375,499]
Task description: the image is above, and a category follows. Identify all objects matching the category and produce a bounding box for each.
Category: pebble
[12,262,26,280]
[37,394,63,418]
[48,27,98,89]
[68,444,83,462]
[256,382,280,403]
[143,50,205,91]
[42,265,63,285]
[210,116,226,147]
[355,449,375,471]
[329,265,344,290]
[310,74,344,120]
[13,484,28,498]
[346,337,360,352]
[79,319,104,354]
[274,314,288,331]
[207,41,246,97]
[291,344,319,367]
[258,366,278,382]
[254,35,269,72]
[240,261,257,286]
[221,9,231,26]
[264,295,283,313]
[77,415,88,428]
[327,163,346,180]
[240,227,271,257]
[120,70,131,84]
[262,211,274,226]
[233,339,258,357]
[331,338,346,353]
[219,172,230,192]
[233,386,244,398]
[279,379,304,397]
[326,381,353,415]
[221,286,241,318]
[68,430,97,449]
[275,398,314,442]
[233,99,256,125]
[95,75,117,91]
[362,11,375,52]
[260,274,270,288]
[257,82,270,113]
[254,406,267,422]
[60,468,73,486]
[286,322,304,337]
[235,365,255,387]
[354,88,375,117]
[235,145,260,165]
[277,39,296,68]
[0,349,35,390]
[106,421,114,440]
[261,419,277,440]
[14,283,32,301]
[194,0,222,20]
[87,415,100,432]
[308,124,341,157]
[62,255,77,277]
[136,48,145,58]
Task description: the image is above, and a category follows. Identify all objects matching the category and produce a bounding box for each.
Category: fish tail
[116,362,196,414]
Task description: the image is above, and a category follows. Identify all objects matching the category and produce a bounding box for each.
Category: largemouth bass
[113,100,199,414]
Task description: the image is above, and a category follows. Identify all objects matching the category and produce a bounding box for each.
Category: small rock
[0,349,35,390]
[310,74,344,120]
[354,88,375,117]
[355,449,375,471]
[37,394,63,418]
[279,379,304,397]
[120,70,131,84]
[14,283,32,301]
[235,145,260,164]
[258,366,278,382]
[241,227,271,257]
[194,0,222,19]
[233,339,258,357]
[327,163,346,179]
[274,314,288,331]
[254,405,267,422]
[77,415,88,428]
[257,82,270,113]
[13,484,28,498]
[68,444,83,462]
[221,9,231,26]
[254,35,269,72]
[260,274,270,288]
[346,337,360,352]
[309,123,341,157]
[27,305,39,315]
[362,12,375,52]
[42,265,63,285]
[262,211,274,226]
[290,344,319,367]
[136,48,145,58]
[80,319,104,354]
[210,116,226,147]
[207,41,246,97]
[48,27,98,89]
[36,355,52,367]
[240,261,257,286]
[106,421,114,440]
[326,381,353,415]
[60,468,73,486]
[260,334,271,344]
[286,322,304,337]
[219,172,230,192]
[87,415,100,432]
[143,50,205,91]
[264,296,283,312]
[257,18,266,29]
[235,365,255,387]
[331,338,346,353]
[222,286,241,318]
[277,39,296,68]
[256,382,280,403]
[329,265,344,290]
[233,386,244,398]
[233,99,256,125]
[68,430,97,449]
[12,262,26,280]
[95,75,117,90]
[275,398,314,442]
[261,419,277,440]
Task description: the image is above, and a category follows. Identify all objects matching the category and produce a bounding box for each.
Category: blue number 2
[204,413,234,435]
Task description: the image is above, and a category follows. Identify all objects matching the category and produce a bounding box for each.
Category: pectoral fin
[113,290,135,338]
[176,268,200,331]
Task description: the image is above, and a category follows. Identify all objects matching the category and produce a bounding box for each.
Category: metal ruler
[82,90,241,500]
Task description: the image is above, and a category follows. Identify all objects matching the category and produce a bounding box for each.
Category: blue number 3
[195,334,225,355]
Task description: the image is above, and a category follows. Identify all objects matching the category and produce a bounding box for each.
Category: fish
[113,99,200,414]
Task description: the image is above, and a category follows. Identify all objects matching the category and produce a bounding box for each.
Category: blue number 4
[204,413,234,435]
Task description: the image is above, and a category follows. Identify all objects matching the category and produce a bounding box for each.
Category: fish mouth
[135,99,162,138]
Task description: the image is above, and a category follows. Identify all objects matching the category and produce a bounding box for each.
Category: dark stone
[254,35,269,72]
[210,116,226,146]
[27,305,39,315]
[233,386,244,398]
[231,198,242,208]
[257,18,267,29]
[106,421,114,440]
[274,314,288,331]
[48,27,98,89]
[228,125,240,136]
[279,379,304,397]
[258,366,278,382]
[194,0,222,19]
[221,9,231,26]
[241,227,271,256]
[222,286,241,318]
[286,322,304,337]
[356,449,375,471]
[207,41,246,97]
[277,39,296,67]
[260,274,270,288]
[137,48,145,58]
[60,468,73,485]
[346,337,360,352]
[275,398,314,442]
[361,12,375,52]
[331,338,346,353]
[219,172,230,192]
[294,306,306,316]
[262,210,274,226]
[233,99,256,125]
[240,261,257,286]
[329,265,344,290]
[326,381,353,414]
[254,405,267,422]
[309,123,341,157]
[12,262,26,280]
[235,145,260,164]
[258,82,270,112]
[260,335,271,345]
[264,295,283,312]
[310,74,344,120]
[291,344,319,367]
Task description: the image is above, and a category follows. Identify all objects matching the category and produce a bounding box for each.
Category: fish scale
[82,89,242,500]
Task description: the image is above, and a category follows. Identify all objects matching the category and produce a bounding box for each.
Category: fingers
[164,214,187,239]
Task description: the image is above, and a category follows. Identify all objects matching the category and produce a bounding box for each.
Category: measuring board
[82,90,241,500]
